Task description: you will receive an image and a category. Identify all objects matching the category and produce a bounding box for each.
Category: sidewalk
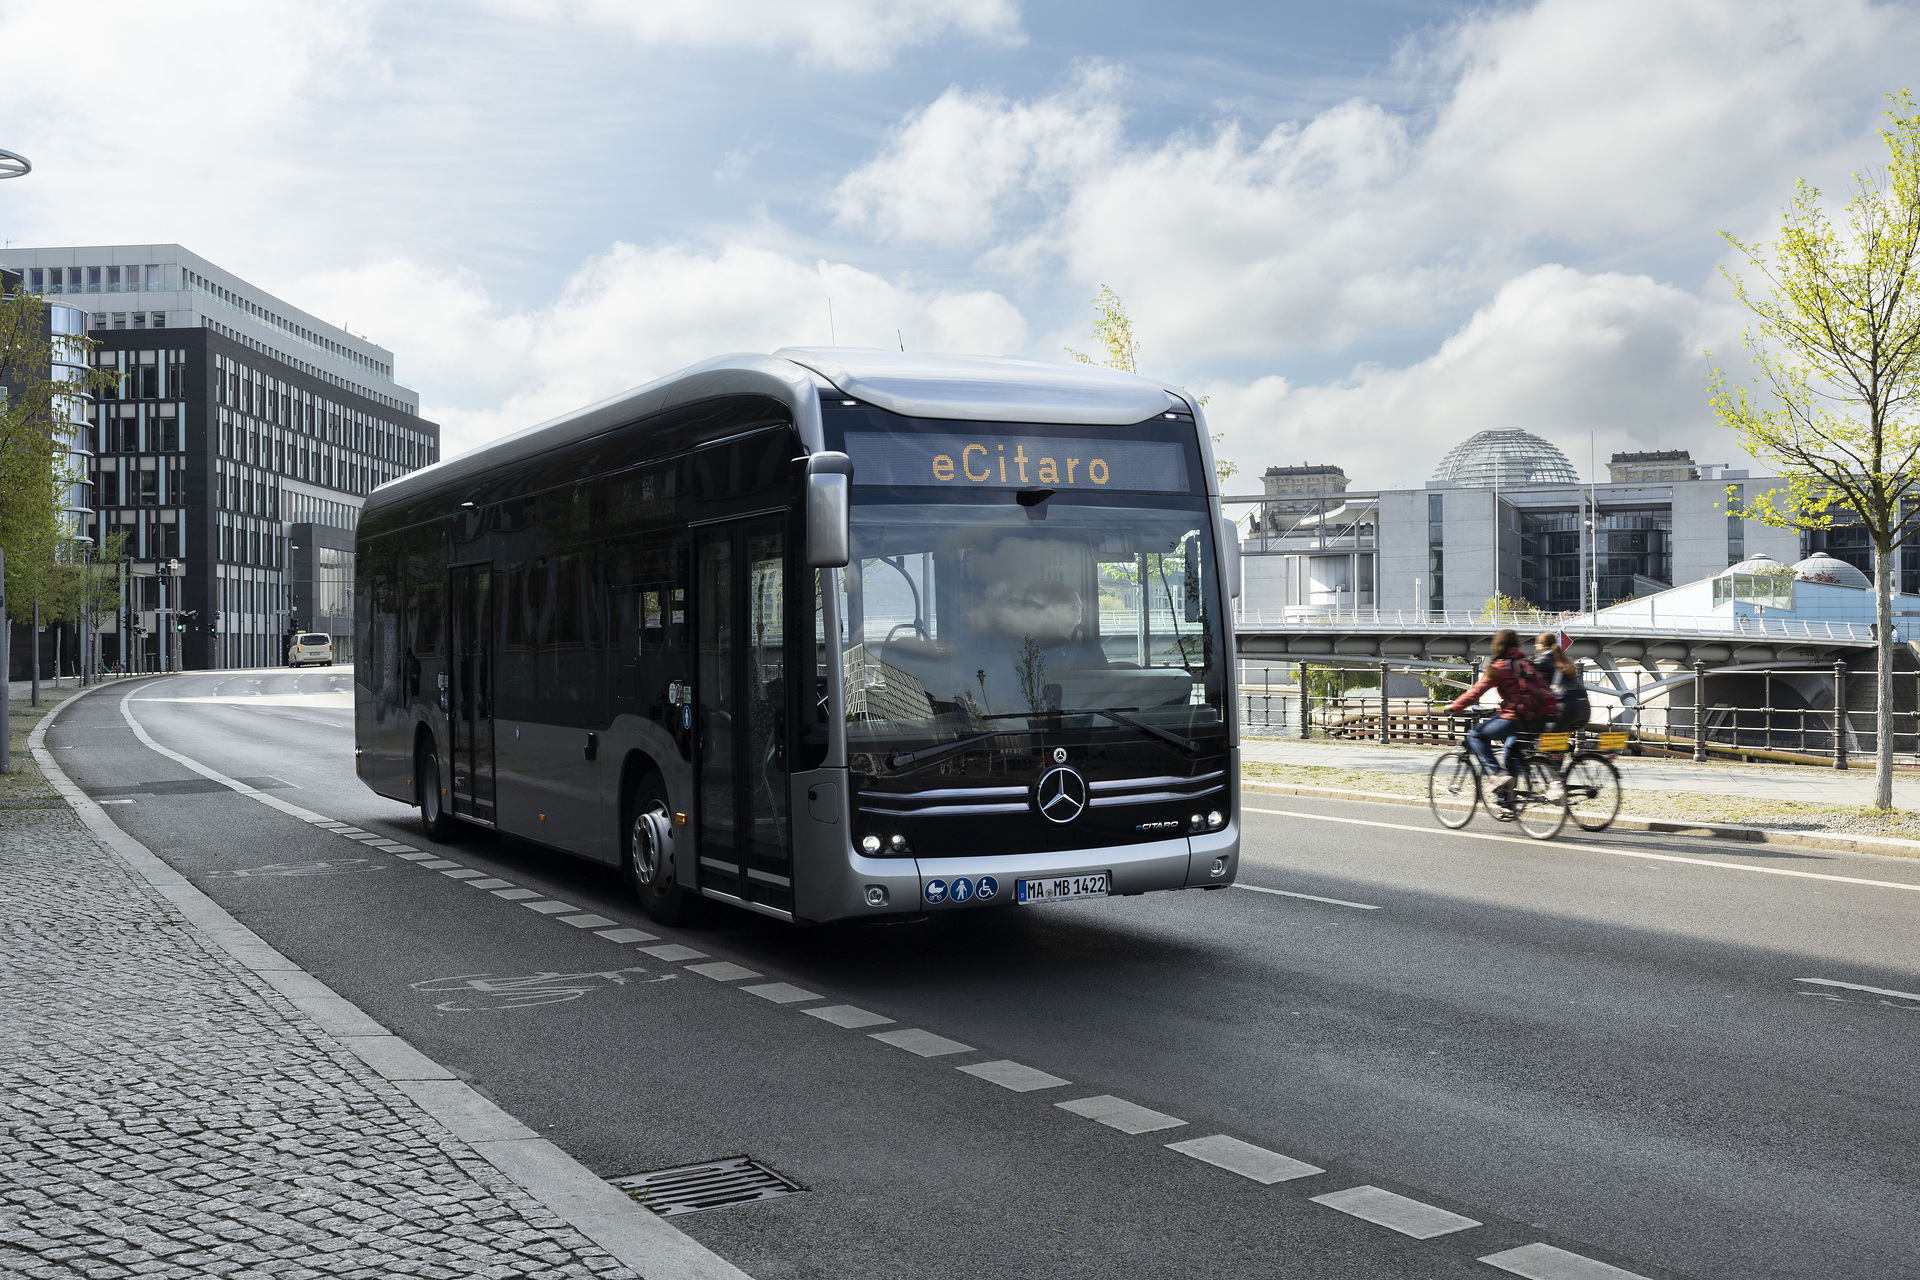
[1241,734,1920,808]
[0,800,651,1280]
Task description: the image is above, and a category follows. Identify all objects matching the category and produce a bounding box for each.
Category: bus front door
[695,519,792,912]
[448,563,496,824]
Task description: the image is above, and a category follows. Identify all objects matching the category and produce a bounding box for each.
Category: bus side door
[694,516,792,913]
[448,562,497,824]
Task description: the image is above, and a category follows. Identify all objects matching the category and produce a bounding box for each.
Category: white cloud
[1201,265,1749,491]
[292,240,1027,458]
[495,0,1024,69]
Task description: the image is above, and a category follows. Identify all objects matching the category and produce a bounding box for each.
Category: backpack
[1553,669,1590,729]
[1503,654,1558,721]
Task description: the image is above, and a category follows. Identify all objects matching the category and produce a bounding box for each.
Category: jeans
[1465,716,1520,776]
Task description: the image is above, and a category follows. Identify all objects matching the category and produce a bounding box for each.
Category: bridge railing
[1232,607,1875,643]
[1237,661,1918,768]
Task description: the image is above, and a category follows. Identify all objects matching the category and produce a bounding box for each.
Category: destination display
[843,431,1191,493]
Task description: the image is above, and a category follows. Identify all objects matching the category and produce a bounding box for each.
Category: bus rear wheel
[628,772,693,925]
[418,739,459,843]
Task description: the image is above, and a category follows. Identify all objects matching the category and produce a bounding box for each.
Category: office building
[1,245,439,670]
[1609,450,1699,484]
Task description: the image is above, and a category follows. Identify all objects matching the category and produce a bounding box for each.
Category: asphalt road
[49,669,1920,1279]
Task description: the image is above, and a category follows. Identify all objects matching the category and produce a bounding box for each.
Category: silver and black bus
[353,349,1240,925]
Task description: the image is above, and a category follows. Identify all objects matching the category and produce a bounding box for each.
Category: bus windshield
[839,492,1226,760]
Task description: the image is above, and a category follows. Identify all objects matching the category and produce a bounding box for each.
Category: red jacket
[1447,647,1535,720]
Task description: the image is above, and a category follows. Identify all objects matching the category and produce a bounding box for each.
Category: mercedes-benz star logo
[1035,766,1088,824]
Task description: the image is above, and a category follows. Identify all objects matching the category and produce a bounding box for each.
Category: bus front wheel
[628,772,693,925]
[418,739,459,843]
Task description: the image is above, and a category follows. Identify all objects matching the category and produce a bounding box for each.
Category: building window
[1427,493,1444,612]
[1726,483,1746,566]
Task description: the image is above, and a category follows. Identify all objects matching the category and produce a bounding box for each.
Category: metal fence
[1231,607,1875,643]
[1237,660,1919,770]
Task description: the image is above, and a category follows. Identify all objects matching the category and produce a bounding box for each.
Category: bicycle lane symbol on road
[412,967,676,1012]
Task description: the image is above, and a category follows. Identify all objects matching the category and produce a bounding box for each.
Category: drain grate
[612,1156,804,1216]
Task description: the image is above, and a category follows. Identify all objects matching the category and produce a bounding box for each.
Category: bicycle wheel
[1513,757,1568,840]
[1428,753,1479,829]
[1565,751,1622,831]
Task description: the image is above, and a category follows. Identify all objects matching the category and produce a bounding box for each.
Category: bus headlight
[1189,813,1205,832]
[861,835,882,855]
[1207,810,1225,830]
[888,833,911,854]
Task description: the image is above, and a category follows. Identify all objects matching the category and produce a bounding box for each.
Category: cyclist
[1446,628,1557,795]
[1532,632,1590,801]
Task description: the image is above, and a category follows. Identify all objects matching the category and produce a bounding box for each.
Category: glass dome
[1791,551,1871,588]
[1430,429,1580,488]
[1723,553,1784,575]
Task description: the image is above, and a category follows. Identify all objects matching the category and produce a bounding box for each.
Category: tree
[1709,90,1920,809]
[1066,284,1239,486]
[0,283,114,621]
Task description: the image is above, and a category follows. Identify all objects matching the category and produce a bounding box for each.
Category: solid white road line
[803,1004,894,1029]
[1794,976,1920,1002]
[870,1028,973,1057]
[1245,806,1920,896]
[1165,1134,1323,1185]
[1056,1095,1186,1134]
[1310,1185,1480,1239]
[958,1060,1071,1093]
[1233,883,1381,910]
[1480,1241,1652,1279]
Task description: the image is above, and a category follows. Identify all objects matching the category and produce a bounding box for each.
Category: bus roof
[364,350,1196,520]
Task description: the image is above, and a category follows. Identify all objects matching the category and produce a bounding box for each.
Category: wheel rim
[1568,756,1621,831]
[1515,760,1567,839]
[421,751,440,825]
[631,803,671,890]
[1429,754,1478,829]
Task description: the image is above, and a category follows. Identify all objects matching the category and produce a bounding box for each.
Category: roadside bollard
[1692,660,1706,763]
[1833,659,1848,771]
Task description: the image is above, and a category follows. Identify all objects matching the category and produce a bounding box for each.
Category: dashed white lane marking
[467,879,514,891]
[98,798,135,805]
[641,944,708,962]
[523,900,578,915]
[1795,976,1920,1001]
[871,1028,973,1058]
[398,852,438,863]
[442,869,487,880]
[417,859,460,870]
[1480,1242,1651,1279]
[1233,884,1381,910]
[559,913,618,929]
[1166,1134,1323,1184]
[688,961,762,982]
[741,982,821,1004]
[1310,1185,1479,1239]
[595,928,658,944]
[1056,1095,1186,1134]
[493,888,541,900]
[958,1060,1069,1092]
[1245,806,1920,896]
[804,1004,893,1029]
[371,841,417,853]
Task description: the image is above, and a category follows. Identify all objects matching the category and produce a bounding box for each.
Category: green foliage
[1299,666,1374,698]
[1708,90,1920,553]
[1480,592,1541,620]
[1066,284,1234,485]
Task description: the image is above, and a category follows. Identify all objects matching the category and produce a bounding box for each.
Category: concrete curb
[30,675,750,1280]
[1242,779,1920,860]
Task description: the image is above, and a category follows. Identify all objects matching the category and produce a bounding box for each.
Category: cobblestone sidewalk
[0,805,640,1280]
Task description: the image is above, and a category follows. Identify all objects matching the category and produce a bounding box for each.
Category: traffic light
[175,620,185,633]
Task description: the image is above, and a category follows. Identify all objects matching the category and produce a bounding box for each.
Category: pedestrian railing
[1232,607,1876,643]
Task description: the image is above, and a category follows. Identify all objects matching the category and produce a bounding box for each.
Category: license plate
[1016,873,1110,904]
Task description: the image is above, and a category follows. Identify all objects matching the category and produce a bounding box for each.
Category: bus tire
[418,736,459,843]
[627,770,693,925]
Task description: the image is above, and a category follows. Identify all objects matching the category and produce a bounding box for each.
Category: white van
[287,632,335,667]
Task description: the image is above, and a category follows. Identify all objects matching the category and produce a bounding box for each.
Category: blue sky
[3,0,1916,487]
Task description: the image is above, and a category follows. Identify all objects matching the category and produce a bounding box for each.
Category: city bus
[353,350,1240,925]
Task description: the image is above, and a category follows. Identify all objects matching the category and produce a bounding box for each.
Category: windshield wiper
[885,728,1021,771]
[1063,707,1202,755]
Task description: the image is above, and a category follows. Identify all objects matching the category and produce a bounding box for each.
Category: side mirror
[1218,514,1241,600]
[805,451,853,569]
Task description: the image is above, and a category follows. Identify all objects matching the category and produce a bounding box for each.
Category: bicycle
[1535,727,1625,832]
[1427,712,1567,840]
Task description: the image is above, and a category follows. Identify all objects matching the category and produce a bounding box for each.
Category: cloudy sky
[2,0,1916,488]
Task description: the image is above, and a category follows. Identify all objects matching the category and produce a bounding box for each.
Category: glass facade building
[3,245,439,670]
